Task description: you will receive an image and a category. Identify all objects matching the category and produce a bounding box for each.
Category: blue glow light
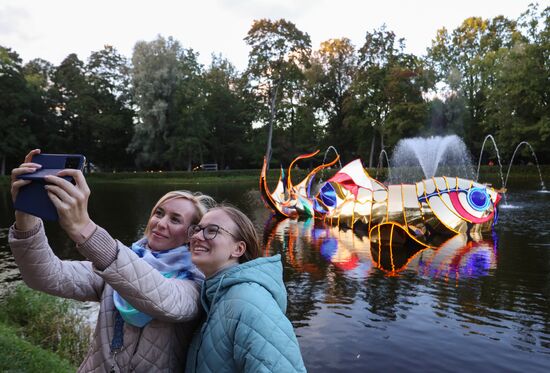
[467,187,490,211]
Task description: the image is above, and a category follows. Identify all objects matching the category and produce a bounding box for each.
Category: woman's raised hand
[11,149,42,231]
[44,169,93,243]
[11,149,42,203]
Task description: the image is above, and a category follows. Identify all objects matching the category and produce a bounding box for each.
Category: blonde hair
[214,204,260,263]
[144,190,216,237]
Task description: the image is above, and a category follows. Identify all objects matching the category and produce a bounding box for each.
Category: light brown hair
[215,204,260,263]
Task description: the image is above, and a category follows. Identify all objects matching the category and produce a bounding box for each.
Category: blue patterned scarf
[113,238,202,327]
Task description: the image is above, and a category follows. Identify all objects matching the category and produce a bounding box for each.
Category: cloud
[214,0,329,21]
[0,5,33,41]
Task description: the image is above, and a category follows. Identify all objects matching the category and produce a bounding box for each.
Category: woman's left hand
[44,169,92,243]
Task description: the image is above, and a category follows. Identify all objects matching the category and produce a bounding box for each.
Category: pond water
[0,180,549,372]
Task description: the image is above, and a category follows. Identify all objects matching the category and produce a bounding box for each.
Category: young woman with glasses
[9,149,215,372]
[185,205,306,372]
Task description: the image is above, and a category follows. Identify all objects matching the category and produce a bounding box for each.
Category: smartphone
[14,154,86,221]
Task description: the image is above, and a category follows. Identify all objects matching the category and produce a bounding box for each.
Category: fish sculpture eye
[467,187,491,211]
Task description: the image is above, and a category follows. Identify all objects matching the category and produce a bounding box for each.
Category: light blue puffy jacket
[186,254,307,372]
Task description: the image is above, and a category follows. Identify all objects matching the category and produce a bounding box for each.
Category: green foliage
[348,26,431,167]
[244,18,312,165]
[0,47,41,175]
[0,322,75,372]
[201,56,256,169]
[426,3,549,163]
[129,35,205,170]
[2,3,549,171]
[85,45,135,171]
[308,38,357,161]
[0,284,92,366]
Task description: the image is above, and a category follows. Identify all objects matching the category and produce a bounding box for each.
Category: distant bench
[194,163,218,171]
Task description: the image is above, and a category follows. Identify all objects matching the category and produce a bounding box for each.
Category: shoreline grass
[0,284,91,368]
[0,322,76,372]
[0,165,548,186]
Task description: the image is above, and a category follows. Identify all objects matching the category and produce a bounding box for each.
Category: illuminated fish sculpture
[260,151,503,249]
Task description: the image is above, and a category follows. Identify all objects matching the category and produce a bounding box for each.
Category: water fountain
[475,134,506,189]
[260,146,501,251]
[504,141,547,191]
[388,135,475,183]
[255,138,549,372]
[318,146,343,183]
[260,135,546,254]
[321,146,342,169]
[375,149,391,180]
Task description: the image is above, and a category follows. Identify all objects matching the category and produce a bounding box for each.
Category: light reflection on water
[0,182,549,371]
[261,188,550,372]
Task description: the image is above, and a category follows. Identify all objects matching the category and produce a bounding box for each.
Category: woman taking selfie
[186,205,306,372]
[8,149,214,372]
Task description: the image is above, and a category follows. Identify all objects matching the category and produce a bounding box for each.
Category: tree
[86,45,135,170]
[352,26,430,167]
[426,16,518,149]
[87,45,132,105]
[23,58,54,92]
[129,35,204,170]
[201,55,254,169]
[244,19,311,168]
[311,38,357,160]
[171,55,207,171]
[382,54,431,147]
[19,58,68,154]
[48,53,93,154]
[483,4,550,162]
[0,47,39,174]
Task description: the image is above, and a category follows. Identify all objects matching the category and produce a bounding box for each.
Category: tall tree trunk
[368,133,376,169]
[265,80,281,170]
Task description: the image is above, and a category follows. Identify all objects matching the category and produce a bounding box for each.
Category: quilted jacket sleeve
[8,220,104,302]
[229,284,307,373]
[77,226,201,323]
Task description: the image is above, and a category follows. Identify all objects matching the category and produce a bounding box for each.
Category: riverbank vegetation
[0,323,75,372]
[0,322,76,373]
[0,284,91,369]
[1,3,548,176]
[0,165,548,188]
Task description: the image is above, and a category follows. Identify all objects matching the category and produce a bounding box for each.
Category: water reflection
[263,216,497,280]
[414,235,497,280]
[1,182,549,371]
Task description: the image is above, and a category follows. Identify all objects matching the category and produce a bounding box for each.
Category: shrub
[0,322,75,372]
[0,284,92,366]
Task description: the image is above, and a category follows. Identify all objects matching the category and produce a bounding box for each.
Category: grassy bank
[0,285,91,370]
[0,322,75,372]
[0,165,548,186]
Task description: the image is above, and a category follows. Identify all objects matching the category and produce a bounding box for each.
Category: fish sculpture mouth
[260,152,501,249]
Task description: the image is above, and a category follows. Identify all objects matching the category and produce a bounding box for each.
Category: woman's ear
[230,241,246,259]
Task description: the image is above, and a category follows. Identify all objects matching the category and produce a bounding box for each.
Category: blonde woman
[9,149,214,372]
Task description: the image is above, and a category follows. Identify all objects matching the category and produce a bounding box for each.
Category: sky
[1,0,546,72]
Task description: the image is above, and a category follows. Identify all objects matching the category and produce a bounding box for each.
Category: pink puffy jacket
[8,221,202,372]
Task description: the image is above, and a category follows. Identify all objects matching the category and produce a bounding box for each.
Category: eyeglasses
[188,224,239,241]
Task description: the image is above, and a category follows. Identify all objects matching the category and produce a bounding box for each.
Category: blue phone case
[13,154,86,221]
